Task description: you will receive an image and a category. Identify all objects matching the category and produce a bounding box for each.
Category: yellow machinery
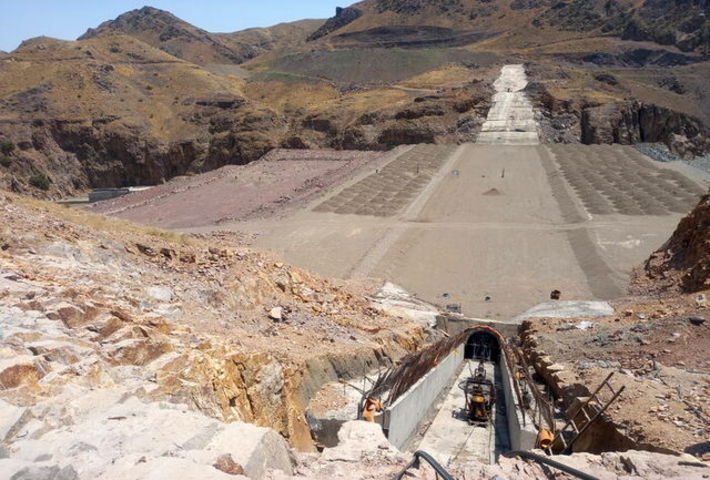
[463,361,496,425]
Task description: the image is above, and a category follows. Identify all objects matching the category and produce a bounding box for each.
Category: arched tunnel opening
[464,329,501,362]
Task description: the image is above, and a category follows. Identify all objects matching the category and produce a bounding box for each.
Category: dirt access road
[186,142,704,320]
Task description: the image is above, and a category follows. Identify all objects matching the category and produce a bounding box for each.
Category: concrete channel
[477,64,539,146]
[308,303,619,465]
[371,320,537,467]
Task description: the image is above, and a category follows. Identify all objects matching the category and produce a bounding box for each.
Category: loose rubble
[0,191,425,479]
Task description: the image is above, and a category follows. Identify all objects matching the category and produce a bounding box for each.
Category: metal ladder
[548,372,626,455]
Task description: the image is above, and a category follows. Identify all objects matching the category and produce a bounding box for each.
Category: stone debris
[688,316,706,326]
[0,396,291,479]
[0,191,426,477]
[269,307,284,321]
[262,421,710,480]
[369,282,440,327]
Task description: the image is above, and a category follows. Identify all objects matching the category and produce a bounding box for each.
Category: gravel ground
[635,143,710,175]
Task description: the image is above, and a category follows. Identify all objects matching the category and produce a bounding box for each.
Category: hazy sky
[0,1,345,52]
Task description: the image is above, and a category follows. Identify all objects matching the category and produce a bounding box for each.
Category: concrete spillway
[477,64,539,145]
[371,324,537,467]
[415,360,509,466]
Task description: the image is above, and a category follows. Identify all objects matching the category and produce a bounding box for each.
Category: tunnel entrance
[464,330,501,362]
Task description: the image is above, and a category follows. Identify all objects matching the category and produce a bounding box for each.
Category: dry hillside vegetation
[0,1,708,197]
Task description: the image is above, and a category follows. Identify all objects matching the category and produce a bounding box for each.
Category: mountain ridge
[0,2,708,198]
[78,6,323,65]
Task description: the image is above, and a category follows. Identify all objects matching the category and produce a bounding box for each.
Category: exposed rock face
[300,83,491,149]
[535,0,632,33]
[0,36,290,197]
[526,74,709,157]
[375,0,466,15]
[79,6,255,64]
[642,192,710,293]
[0,191,424,453]
[307,7,363,41]
[622,0,710,55]
[581,102,710,158]
[325,0,708,56]
[0,397,292,479]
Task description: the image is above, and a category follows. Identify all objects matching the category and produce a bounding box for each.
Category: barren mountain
[0,1,708,197]
[0,34,292,197]
[307,0,708,55]
[79,7,322,65]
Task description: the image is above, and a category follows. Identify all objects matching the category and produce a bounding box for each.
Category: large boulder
[3,396,293,480]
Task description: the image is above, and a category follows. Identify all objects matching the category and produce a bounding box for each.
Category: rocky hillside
[0,34,292,197]
[0,3,708,197]
[79,7,322,65]
[0,190,424,452]
[639,190,710,293]
[0,30,493,198]
[311,0,708,55]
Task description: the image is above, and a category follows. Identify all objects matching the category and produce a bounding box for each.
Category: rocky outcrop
[299,83,491,150]
[0,397,294,479]
[307,7,363,41]
[79,6,255,64]
[641,192,710,293]
[535,0,631,33]
[573,48,703,68]
[0,191,424,454]
[621,0,710,55]
[374,0,465,15]
[580,101,710,157]
[0,106,286,197]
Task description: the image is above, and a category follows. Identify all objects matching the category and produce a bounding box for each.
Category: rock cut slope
[309,0,709,55]
[0,190,423,454]
[638,190,710,293]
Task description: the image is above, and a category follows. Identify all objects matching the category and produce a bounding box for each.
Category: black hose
[394,449,600,480]
[505,450,600,480]
[392,450,455,480]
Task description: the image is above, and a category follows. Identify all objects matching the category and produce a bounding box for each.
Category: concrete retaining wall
[89,189,130,203]
[436,315,520,339]
[500,352,537,450]
[383,345,465,449]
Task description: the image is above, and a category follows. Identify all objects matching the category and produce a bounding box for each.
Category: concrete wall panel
[384,345,465,449]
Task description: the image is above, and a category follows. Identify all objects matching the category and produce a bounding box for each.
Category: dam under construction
[307,311,629,477]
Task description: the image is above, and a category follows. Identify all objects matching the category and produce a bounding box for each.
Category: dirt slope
[519,192,710,458]
[638,191,710,293]
[0,34,291,197]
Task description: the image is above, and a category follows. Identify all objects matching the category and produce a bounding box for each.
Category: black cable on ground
[505,450,600,480]
[392,450,455,480]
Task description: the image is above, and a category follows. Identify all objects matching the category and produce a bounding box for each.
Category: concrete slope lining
[477,65,539,146]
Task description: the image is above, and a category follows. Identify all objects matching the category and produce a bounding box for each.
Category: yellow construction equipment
[362,398,384,422]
